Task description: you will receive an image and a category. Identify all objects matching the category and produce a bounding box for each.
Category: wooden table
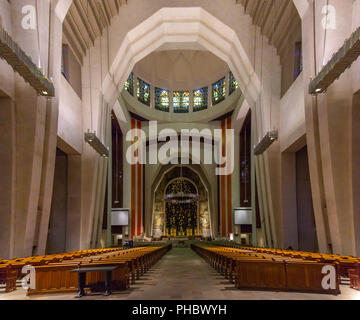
[70,265,119,298]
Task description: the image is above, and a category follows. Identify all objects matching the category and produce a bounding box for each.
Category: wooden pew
[0,264,18,293]
[0,247,128,293]
[192,243,341,295]
[348,265,360,291]
[25,244,172,296]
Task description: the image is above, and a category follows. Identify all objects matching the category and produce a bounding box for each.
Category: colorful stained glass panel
[125,73,134,96]
[173,91,190,113]
[137,78,150,106]
[155,87,170,112]
[212,77,226,105]
[229,71,239,95]
[193,87,208,112]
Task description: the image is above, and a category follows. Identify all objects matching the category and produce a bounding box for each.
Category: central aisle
[128,247,227,300]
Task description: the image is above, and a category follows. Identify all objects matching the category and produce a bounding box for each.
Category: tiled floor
[1,248,360,300]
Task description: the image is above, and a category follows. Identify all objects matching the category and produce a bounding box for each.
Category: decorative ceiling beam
[73,0,96,44]
[0,25,54,96]
[89,0,104,32]
[63,17,87,56]
[63,26,84,65]
[66,11,89,50]
[309,26,360,94]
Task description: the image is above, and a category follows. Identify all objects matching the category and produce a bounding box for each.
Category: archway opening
[152,166,212,240]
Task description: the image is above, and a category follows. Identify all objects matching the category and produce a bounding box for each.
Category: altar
[151,167,212,239]
[168,237,202,247]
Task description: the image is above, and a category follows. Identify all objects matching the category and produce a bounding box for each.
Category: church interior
[1,0,360,301]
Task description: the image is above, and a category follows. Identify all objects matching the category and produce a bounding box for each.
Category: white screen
[234,208,252,225]
[111,209,129,226]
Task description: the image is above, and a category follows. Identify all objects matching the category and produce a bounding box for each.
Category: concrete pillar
[11,0,50,257]
[190,90,194,113]
[281,152,298,250]
[66,155,82,251]
[170,90,174,113]
[208,85,212,108]
[301,0,355,254]
[0,98,16,259]
[36,0,67,256]
[150,81,155,109]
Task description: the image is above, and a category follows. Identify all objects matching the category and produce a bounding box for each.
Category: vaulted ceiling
[63,0,300,65]
[63,0,127,64]
[236,0,301,56]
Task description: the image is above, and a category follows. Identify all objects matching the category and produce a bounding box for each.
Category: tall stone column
[35,0,67,255]
[0,98,16,259]
[11,0,50,257]
[301,0,356,255]
[4,0,65,257]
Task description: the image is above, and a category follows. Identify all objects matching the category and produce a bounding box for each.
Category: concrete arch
[101,7,260,114]
[56,0,274,249]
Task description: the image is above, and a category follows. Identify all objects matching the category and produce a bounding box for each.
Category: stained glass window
[173,91,190,113]
[294,41,303,80]
[229,71,239,95]
[125,73,134,96]
[212,77,226,105]
[155,88,170,112]
[193,87,208,112]
[137,78,150,106]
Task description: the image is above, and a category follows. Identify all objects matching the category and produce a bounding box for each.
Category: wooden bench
[24,244,172,296]
[0,265,18,293]
[192,243,341,295]
[0,247,130,294]
[348,265,360,291]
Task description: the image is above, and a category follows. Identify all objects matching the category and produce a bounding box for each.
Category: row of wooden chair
[192,243,341,295]
[204,241,360,291]
[0,247,124,293]
[240,246,360,278]
[0,245,172,295]
[25,245,172,296]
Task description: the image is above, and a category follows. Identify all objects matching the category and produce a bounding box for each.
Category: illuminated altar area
[152,166,211,239]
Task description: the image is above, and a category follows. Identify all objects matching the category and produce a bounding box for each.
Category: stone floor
[1,248,360,300]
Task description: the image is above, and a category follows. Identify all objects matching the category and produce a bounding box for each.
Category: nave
[1,247,358,301]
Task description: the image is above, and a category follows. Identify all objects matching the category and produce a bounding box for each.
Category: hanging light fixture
[309,26,360,95]
[254,130,278,156]
[164,166,199,204]
[83,0,109,159]
[0,24,54,96]
[254,3,278,157]
[84,131,109,157]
